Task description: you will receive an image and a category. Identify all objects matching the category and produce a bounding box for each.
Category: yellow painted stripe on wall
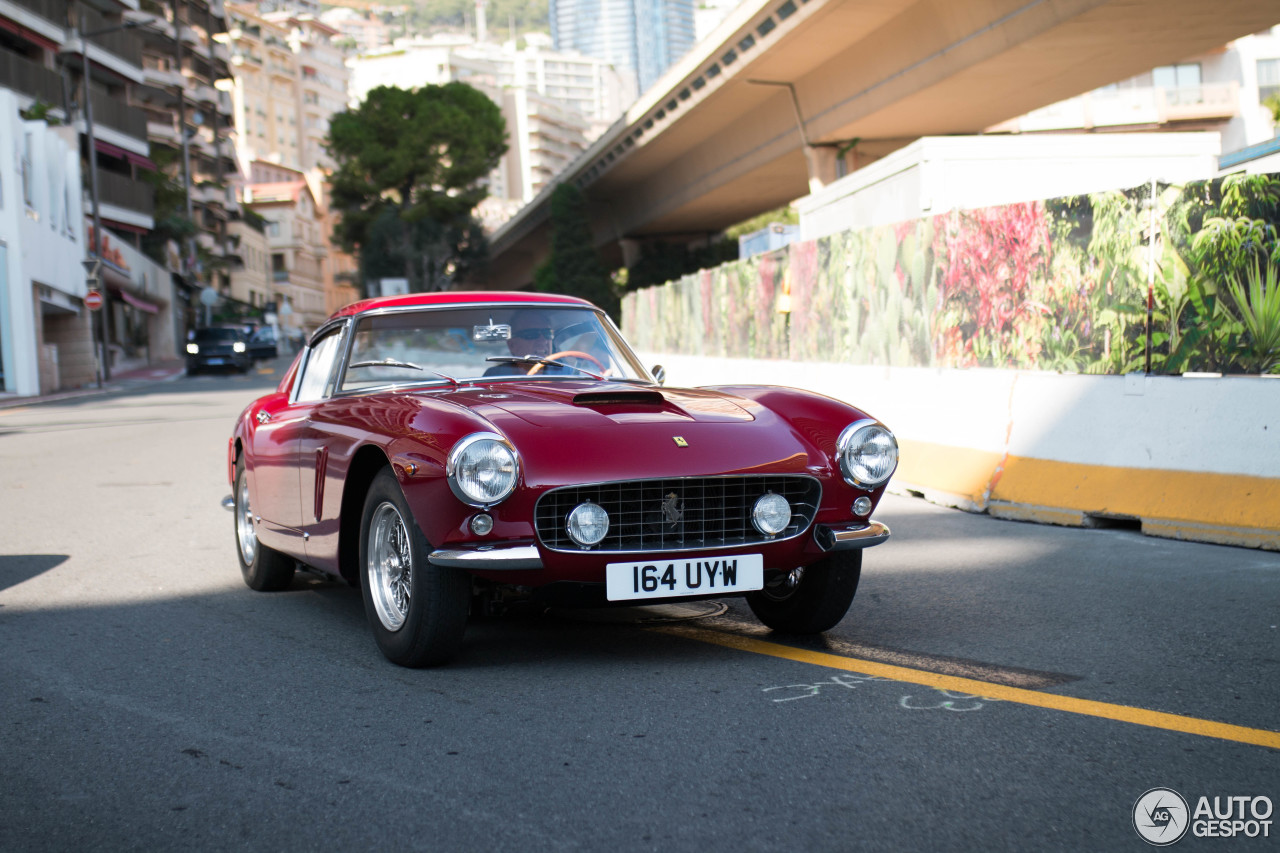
[995,456,1280,530]
[894,438,1280,536]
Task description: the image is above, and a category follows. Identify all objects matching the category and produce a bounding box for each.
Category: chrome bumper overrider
[813,520,891,551]
[428,545,543,570]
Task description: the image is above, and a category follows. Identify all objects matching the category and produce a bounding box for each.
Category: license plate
[605,554,763,601]
[207,358,225,365]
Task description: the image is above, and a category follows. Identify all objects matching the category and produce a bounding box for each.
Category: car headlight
[186,343,199,354]
[836,420,898,488]
[233,341,247,353]
[446,432,519,507]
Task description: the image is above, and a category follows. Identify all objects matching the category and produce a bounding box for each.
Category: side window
[294,328,345,402]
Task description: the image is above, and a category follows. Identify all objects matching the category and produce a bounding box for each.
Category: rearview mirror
[651,365,666,386]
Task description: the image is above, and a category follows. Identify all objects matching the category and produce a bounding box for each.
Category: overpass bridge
[481,0,1278,289]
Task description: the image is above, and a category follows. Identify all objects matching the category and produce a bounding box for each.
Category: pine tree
[534,183,619,319]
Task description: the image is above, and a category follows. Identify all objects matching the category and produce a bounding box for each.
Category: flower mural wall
[622,173,1280,375]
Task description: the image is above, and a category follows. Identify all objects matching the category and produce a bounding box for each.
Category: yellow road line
[655,625,1280,750]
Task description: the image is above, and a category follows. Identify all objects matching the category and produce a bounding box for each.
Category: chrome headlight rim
[566,500,610,547]
[836,419,898,488]
[751,492,792,536]
[446,431,520,508]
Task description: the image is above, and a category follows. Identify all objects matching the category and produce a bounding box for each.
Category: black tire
[746,550,862,634]
[359,468,470,667]
[234,457,295,591]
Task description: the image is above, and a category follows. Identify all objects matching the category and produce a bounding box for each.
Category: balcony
[97,170,155,218]
[147,119,179,146]
[140,64,184,93]
[1159,82,1239,121]
[79,7,143,67]
[90,89,148,140]
[991,82,1241,133]
[0,52,63,106]
[6,0,63,29]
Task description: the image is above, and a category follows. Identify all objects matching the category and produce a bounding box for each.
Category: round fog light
[470,513,494,536]
[567,501,609,547]
[752,492,792,536]
[853,497,873,517]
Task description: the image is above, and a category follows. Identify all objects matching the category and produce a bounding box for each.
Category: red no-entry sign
[85,290,103,311]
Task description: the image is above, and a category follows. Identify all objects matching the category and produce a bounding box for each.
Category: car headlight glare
[751,492,792,536]
[186,343,199,354]
[233,341,247,353]
[446,433,519,507]
[837,420,898,488]
[567,501,609,547]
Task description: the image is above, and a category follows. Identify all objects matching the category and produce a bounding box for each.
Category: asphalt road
[1,362,1276,851]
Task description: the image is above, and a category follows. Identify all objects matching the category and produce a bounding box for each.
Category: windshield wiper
[484,356,604,380]
[348,358,459,386]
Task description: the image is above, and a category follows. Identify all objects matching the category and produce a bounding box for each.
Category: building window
[1152,63,1201,91]
[1259,58,1280,105]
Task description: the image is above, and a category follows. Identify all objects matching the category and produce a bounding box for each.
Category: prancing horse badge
[673,436,689,447]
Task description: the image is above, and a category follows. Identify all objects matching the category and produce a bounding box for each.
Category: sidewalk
[0,360,187,411]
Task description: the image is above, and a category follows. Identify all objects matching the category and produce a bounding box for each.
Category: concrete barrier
[641,352,1280,551]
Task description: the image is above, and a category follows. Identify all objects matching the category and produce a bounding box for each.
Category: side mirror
[651,365,666,386]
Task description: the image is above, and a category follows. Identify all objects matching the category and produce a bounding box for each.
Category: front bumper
[426,519,891,573]
[428,544,543,570]
[812,520,891,551]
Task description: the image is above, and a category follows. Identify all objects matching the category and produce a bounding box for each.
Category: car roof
[327,291,595,322]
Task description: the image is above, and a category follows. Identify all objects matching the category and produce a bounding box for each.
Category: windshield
[339,305,653,392]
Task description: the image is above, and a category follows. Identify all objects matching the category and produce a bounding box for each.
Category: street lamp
[76,13,148,384]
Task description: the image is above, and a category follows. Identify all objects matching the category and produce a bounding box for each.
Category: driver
[483,310,563,376]
[508,310,556,362]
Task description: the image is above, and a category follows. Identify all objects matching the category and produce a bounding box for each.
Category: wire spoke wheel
[236,474,257,566]
[368,502,413,631]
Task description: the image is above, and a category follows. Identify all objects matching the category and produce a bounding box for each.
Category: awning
[107,284,161,315]
[94,140,158,172]
[94,139,129,159]
[125,151,158,171]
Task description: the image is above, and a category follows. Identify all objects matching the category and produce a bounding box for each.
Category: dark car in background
[186,327,252,374]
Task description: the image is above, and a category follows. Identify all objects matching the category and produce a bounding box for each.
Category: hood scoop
[573,390,665,407]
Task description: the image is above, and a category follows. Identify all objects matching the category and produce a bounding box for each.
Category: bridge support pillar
[804,145,842,194]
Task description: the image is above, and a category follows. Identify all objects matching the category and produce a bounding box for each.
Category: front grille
[535,475,821,553]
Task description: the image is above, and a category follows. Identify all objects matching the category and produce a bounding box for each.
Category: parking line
[655,625,1280,750]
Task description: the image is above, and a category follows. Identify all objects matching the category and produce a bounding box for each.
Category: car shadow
[0,554,69,594]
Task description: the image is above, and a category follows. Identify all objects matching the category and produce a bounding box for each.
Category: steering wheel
[527,350,606,375]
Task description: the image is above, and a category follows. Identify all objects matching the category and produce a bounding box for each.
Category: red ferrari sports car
[229,292,897,666]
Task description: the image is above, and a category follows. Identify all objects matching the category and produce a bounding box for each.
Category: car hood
[424,381,819,485]
[441,381,757,427]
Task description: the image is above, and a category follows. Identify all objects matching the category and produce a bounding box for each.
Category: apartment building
[0,0,194,394]
[989,25,1280,157]
[318,6,394,54]
[348,35,629,227]
[549,0,695,96]
[221,3,354,317]
[133,0,239,306]
[241,160,327,337]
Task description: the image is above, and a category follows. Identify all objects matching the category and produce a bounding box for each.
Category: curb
[0,363,186,411]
